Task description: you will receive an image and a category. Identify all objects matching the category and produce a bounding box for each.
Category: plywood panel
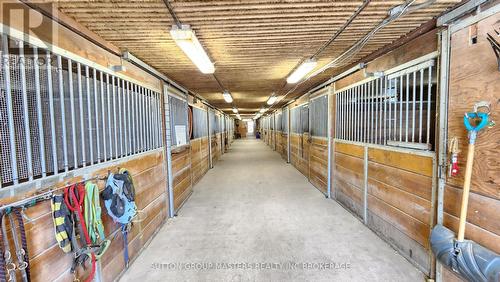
[309,137,328,193]
[446,13,500,199]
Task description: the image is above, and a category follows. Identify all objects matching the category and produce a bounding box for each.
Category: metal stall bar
[85,66,93,165]
[388,78,392,143]
[77,63,86,167]
[405,73,409,143]
[68,59,78,169]
[33,47,47,177]
[57,55,69,172]
[427,66,432,145]
[93,68,100,163]
[122,79,127,156]
[148,89,153,150]
[140,86,145,152]
[106,74,112,160]
[412,71,416,143]
[164,85,175,218]
[419,69,424,143]
[127,81,131,155]
[118,78,123,157]
[112,76,118,158]
[19,41,34,181]
[399,75,403,142]
[132,84,136,154]
[375,78,379,144]
[1,35,18,184]
[101,72,108,162]
[46,51,58,174]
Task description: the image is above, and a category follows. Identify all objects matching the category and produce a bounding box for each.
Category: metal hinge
[437,164,447,180]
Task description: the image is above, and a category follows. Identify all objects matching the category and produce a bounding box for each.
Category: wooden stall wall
[8,151,168,282]
[171,147,192,211]
[329,29,442,275]
[290,132,309,177]
[366,148,434,274]
[309,137,328,194]
[440,12,500,281]
[334,142,365,218]
[0,5,169,282]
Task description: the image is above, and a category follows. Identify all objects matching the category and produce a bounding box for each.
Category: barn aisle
[121,138,423,281]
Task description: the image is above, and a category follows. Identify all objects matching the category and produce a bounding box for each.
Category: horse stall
[190,101,210,186]
[0,7,168,281]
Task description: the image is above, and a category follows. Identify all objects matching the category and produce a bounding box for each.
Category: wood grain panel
[446,13,500,199]
[368,194,429,248]
[335,142,364,158]
[368,161,432,201]
[367,178,430,224]
[368,148,433,177]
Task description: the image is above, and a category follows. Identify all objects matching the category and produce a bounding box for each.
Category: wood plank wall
[334,143,365,218]
[171,147,192,211]
[309,137,328,194]
[366,148,434,274]
[290,133,309,178]
[280,133,288,161]
[440,12,500,282]
[8,150,168,282]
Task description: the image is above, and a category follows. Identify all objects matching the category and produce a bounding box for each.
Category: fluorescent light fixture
[222,91,233,103]
[232,107,238,113]
[170,25,215,74]
[267,93,278,105]
[236,114,241,120]
[287,59,317,84]
[259,108,266,113]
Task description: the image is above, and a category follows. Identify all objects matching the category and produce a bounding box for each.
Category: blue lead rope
[121,224,130,268]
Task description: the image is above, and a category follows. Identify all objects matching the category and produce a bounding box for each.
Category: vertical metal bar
[375,78,378,144]
[2,35,19,184]
[77,63,86,167]
[132,84,136,154]
[388,78,392,143]
[118,78,123,157]
[405,73,409,143]
[353,87,357,142]
[19,41,34,180]
[33,47,46,177]
[427,66,433,145]
[46,51,58,173]
[380,77,384,145]
[147,89,151,150]
[350,88,354,141]
[127,81,131,155]
[68,59,78,169]
[393,78,397,140]
[362,84,365,143]
[101,72,107,162]
[93,68,100,163]
[140,86,144,152]
[335,94,338,139]
[363,146,368,224]
[85,65,93,165]
[58,56,68,172]
[106,73,112,159]
[399,75,403,142]
[155,91,160,148]
[122,79,127,156]
[419,69,424,143]
[112,76,118,158]
[412,71,416,143]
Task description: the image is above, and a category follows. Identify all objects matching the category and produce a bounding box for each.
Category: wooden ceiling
[44,0,461,114]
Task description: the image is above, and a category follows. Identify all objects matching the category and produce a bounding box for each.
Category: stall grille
[335,60,436,150]
[0,34,162,188]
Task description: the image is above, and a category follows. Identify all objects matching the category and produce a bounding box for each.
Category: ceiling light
[232,107,238,113]
[222,91,233,103]
[170,25,215,74]
[260,108,267,113]
[287,59,317,84]
[267,93,278,105]
[236,114,241,120]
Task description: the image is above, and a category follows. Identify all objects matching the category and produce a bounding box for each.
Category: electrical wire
[268,0,435,112]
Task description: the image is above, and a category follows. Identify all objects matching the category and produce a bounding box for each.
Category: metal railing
[335,60,436,150]
[0,34,162,188]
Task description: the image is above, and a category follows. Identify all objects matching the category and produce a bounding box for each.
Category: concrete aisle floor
[121,138,424,282]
